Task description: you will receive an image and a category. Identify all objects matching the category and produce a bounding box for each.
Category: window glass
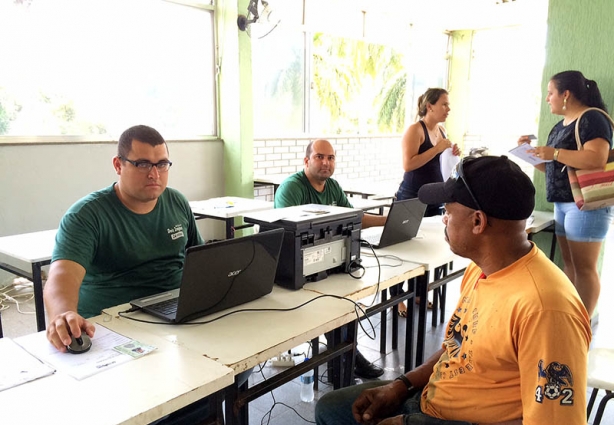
[310,33,408,134]
[466,25,546,150]
[0,0,215,139]
[404,28,450,121]
[252,29,305,135]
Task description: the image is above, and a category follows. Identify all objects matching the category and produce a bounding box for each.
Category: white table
[0,229,57,332]
[526,210,556,260]
[348,197,392,215]
[305,255,425,363]
[190,196,274,239]
[253,174,287,195]
[102,286,359,425]
[254,174,398,201]
[0,314,234,425]
[366,217,468,368]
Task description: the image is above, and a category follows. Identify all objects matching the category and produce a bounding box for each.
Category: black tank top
[399,120,444,197]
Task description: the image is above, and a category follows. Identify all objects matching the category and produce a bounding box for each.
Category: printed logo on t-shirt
[433,307,475,380]
[534,359,574,405]
[167,224,185,241]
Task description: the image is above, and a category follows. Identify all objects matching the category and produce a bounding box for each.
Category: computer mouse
[66,334,92,354]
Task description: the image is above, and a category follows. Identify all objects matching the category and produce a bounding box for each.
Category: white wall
[0,139,226,271]
[252,135,403,201]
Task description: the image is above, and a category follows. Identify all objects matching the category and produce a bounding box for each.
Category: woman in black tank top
[393,88,460,315]
[396,88,460,215]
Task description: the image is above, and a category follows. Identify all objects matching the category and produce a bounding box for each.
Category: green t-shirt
[274,171,353,208]
[52,184,204,318]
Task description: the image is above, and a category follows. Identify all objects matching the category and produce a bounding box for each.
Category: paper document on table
[0,338,55,391]
[14,324,147,380]
[245,204,353,223]
[509,143,551,165]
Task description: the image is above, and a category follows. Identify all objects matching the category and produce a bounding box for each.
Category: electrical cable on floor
[0,281,35,314]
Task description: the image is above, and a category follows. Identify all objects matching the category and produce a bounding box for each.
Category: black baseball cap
[418,155,535,220]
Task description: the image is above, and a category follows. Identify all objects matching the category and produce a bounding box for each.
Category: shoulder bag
[568,107,614,211]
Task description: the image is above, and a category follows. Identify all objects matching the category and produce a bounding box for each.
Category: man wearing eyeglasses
[42,125,217,423]
[315,156,590,425]
[45,125,200,348]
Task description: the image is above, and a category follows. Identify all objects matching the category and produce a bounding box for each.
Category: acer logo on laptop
[402,219,409,224]
[228,269,242,277]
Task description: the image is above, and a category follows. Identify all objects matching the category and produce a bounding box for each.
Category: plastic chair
[587,347,614,424]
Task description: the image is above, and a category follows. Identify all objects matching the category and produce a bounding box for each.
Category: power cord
[255,360,316,425]
[0,280,35,314]
[118,294,377,339]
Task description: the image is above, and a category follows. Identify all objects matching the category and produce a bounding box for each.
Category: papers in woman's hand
[509,143,551,165]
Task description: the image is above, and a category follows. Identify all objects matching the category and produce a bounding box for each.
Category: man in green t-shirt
[275,139,386,379]
[44,125,215,425]
[275,139,386,229]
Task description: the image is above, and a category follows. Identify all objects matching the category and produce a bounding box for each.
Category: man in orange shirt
[315,156,590,425]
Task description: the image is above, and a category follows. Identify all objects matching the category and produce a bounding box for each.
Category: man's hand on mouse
[46,311,96,352]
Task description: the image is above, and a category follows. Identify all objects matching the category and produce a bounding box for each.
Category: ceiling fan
[237,0,280,38]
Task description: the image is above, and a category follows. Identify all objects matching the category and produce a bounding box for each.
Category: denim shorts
[554,202,613,242]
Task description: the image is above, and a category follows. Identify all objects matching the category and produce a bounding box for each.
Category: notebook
[130,228,284,323]
[360,198,427,248]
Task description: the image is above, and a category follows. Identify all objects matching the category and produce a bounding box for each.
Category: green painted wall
[218,0,254,199]
[535,0,614,210]
[446,1,614,275]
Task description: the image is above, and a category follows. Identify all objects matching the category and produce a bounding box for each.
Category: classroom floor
[2,230,614,425]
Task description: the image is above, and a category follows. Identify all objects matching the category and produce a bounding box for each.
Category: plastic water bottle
[300,360,315,402]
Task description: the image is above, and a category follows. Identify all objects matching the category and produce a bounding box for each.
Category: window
[252,28,306,135]
[251,1,449,136]
[0,0,216,140]
[465,25,546,153]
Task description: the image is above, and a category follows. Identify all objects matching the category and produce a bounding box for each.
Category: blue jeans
[554,202,613,242]
[315,380,472,425]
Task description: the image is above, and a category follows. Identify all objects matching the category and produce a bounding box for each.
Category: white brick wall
[253,135,403,201]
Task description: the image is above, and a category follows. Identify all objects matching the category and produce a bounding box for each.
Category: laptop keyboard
[361,230,382,246]
[148,298,178,315]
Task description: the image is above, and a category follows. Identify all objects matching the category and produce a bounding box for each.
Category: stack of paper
[0,338,55,391]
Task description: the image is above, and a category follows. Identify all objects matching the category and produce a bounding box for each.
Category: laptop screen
[131,228,284,323]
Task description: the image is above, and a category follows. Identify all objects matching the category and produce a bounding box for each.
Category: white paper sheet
[0,338,55,391]
[508,143,551,165]
[14,324,134,381]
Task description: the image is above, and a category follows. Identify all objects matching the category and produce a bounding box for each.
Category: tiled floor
[2,231,614,425]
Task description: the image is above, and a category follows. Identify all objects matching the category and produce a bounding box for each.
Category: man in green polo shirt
[275,139,386,379]
[44,125,215,425]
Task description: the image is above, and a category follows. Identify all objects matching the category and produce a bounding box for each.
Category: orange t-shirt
[420,244,591,425]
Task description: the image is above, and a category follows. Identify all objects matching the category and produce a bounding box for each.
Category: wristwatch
[553,148,560,161]
[394,374,416,395]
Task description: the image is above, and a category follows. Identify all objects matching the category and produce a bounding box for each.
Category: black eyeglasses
[450,157,483,211]
[119,156,172,173]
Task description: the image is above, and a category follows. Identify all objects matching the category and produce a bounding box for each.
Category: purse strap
[574,107,614,151]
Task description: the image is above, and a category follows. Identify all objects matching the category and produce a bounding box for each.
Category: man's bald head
[304,139,336,184]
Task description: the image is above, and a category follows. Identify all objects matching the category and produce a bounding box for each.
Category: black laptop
[360,198,427,249]
[130,228,284,323]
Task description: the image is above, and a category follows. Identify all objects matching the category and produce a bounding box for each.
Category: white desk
[253,175,287,198]
[0,314,234,425]
[305,255,425,364]
[348,197,392,215]
[254,174,398,201]
[103,286,359,425]
[341,179,399,200]
[190,196,274,239]
[526,210,556,260]
[366,217,468,369]
[0,229,57,332]
[304,256,424,300]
